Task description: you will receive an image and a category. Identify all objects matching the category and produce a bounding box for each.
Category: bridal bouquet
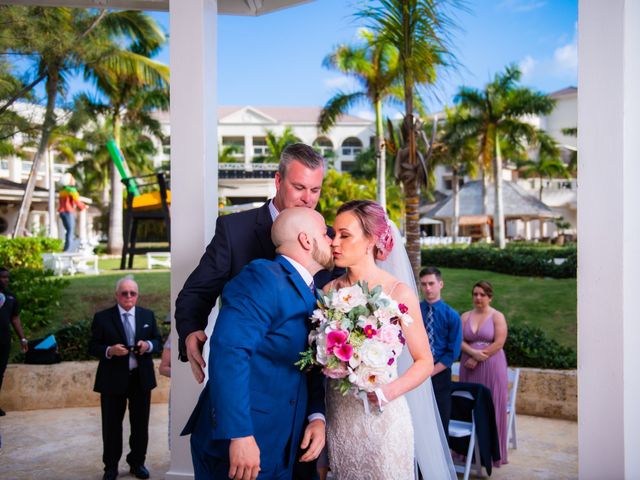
[297,281,413,396]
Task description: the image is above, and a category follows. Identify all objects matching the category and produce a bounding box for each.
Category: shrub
[504,324,576,369]
[55,319,92,361]
[10,268,70,331]
[0,237,63,270]
[421,244,577,278]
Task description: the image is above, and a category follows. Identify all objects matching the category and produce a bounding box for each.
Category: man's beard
[312,239,334,270]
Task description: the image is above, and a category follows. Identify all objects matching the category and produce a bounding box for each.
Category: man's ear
[298,231,312,251]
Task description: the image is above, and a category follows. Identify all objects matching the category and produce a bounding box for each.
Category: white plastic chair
[448,390,483,480]
[507,367,521,449]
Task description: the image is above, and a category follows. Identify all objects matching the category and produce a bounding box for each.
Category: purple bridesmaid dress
[460,312,509,466]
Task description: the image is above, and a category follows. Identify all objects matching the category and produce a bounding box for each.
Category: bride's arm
[377,283,434,403]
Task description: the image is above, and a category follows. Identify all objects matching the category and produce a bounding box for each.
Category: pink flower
[363,324,377,339]
[387,357,395,366]
[399,303,409,314]
[334,343,354,361]
[327,330,349,351]
[323,365,349,379]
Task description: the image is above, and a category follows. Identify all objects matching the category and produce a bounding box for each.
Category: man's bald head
[272,208,323,250]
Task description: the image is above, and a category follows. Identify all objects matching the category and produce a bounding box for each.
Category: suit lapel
[276,256,317,312]
[111,306,128,344]
[134,309,144,341]
[255,201,276,259]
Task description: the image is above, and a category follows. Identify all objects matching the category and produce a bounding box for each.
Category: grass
[438,267,577,349]
[20,264,576,357]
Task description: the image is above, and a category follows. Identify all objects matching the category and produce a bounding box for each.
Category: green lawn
[23,264,576,355]
[438,267,577,349]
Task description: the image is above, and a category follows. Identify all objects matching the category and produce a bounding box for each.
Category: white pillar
[168,1,218,478]
[244,135,252,165]
[8,156,21,183]
[579,1,640,478]
[78,208,87,245]
[540,219,547,238]
[47,149,58,238]
[524,218,531,240]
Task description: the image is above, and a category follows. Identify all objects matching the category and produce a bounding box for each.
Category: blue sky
[73,0,578,118]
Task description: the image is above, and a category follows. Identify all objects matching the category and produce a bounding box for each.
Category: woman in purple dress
[459,280,509,466]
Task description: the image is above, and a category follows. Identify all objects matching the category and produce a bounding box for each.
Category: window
[222,136,245,156]
[252,137,270,156]
[341,137,363,156]
[313,137,334,157]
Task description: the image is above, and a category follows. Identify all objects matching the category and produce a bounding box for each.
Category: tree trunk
[404,178,421,284]
[107,115,124,254]
[374,99,386,211]
[482,170,491,241]
[493,137,506,248]
[14,68,59,237]
[452,168,460,243]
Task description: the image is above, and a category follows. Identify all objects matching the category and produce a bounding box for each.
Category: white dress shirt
[105,306,153,369]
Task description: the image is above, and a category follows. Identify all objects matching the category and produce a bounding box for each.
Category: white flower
[360,340,393,368]
[377,324,402,347]
[400,313,414,326]
[329,285,368,313]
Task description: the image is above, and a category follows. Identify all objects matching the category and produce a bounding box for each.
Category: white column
[579,1,640,478]
[540,219,547,238]
[244,135,252,165]
[168,1,218,478]
[47,149,58,238]
[78,208,87,245]
[523,218,531,240]
[8,156,21,183]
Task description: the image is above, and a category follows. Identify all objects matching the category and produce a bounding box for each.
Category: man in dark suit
[175,143,331,384]
[89,276,162,480]
[183,207,330,480]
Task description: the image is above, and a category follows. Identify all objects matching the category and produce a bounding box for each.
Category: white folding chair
[449,390,483,480]
[507,367,521,449]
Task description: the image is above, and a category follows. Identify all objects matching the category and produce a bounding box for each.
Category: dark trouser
[0,337,10,392]
[432,367,452,439]
[100,369,151,472]
[59,211,75,252]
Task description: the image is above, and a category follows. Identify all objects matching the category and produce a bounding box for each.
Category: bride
[323,200,456,480]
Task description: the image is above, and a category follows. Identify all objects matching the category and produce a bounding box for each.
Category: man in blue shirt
[419,266,462,437]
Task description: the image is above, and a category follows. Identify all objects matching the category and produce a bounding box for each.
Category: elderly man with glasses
[89,275,162,480]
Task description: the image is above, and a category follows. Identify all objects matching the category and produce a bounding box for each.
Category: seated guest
[419,266,462,436]
[459,280,509,466]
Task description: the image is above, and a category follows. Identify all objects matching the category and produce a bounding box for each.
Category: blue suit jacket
[183,256,325,473]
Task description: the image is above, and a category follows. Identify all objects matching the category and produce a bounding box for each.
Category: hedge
[504,324,576,369]
[0,237,63,270]
[421,244,577,278]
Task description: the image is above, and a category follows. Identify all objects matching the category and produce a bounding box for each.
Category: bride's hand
[367,386,391,408]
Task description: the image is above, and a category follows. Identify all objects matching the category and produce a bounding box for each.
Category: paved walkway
[0,404,577,479]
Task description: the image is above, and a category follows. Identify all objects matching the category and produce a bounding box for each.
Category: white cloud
[498,0,546,12]
[519,55,537,79]
[552,39,578,74]
[323,76,353,90]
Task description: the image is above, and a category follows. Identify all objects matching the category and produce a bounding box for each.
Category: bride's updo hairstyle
[336,200,394,261]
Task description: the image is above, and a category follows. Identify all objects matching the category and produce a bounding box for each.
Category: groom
[182,207,332,480]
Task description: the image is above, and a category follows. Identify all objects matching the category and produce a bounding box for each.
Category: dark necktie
[426,304,435,355]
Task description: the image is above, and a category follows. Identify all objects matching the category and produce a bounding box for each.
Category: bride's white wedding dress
[324,222,456,480]
[326,354,415,480]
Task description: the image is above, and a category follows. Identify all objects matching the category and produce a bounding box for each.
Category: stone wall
[0,362,577,420]
[0,360,169,411]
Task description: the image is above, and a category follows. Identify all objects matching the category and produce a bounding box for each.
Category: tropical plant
[0,7,167,246]
[255,126,299,163]
[562,126,578,176]
[319,29,402,210]
[431,107,478,242]
[517,133,568,201]
[358,0,461,281]
[455,64,556,248]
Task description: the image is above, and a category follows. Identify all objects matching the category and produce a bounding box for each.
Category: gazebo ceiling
[0,0,313,15]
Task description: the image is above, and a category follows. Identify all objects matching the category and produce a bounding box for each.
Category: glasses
[119,291,138,297]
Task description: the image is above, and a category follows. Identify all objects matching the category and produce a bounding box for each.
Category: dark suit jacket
[175,201,342,360]
[89,305,161,395]
[183,256,325,473]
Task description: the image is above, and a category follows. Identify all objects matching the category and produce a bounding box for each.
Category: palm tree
[517,131,567,201]
[1,7,166,239]
[257,127,299,163]
[359,0,460,280]
[319,29,401,210]
[455,64,555,248]
[431,107,478,242]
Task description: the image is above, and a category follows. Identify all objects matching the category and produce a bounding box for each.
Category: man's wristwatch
[20,338,28,345]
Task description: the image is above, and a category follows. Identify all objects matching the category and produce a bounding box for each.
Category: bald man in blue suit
[182,208,332,480]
